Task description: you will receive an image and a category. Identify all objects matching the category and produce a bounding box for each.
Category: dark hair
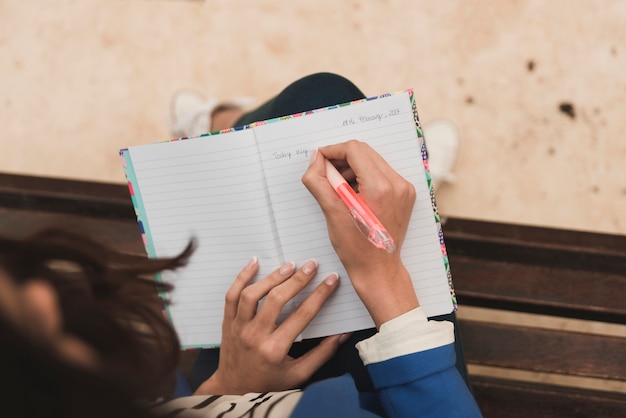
[0,313,154,418]
[0,228,194,414]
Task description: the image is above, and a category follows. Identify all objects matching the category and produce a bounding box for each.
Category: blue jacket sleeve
[367,342,482,418]
[291,343,481,418]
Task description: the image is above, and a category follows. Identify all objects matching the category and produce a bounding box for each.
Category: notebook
[120,90,456,348]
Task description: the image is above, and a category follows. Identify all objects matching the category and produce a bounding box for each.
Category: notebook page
[127,130,282,347]
[253,92,453,339]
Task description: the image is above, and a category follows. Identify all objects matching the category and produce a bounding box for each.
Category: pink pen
[325,159,396,253]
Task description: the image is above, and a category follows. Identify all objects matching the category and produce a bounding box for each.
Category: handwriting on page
[341,107,401,126]
[271,148,312,161]
[271,107,403,161]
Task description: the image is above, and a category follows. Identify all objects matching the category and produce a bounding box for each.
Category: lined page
[254,92,453,339]
[127,130,282,347]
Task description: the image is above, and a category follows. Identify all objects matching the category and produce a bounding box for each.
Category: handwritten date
[342,108,400,126]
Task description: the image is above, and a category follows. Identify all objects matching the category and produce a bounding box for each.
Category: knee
[282,72,366,104]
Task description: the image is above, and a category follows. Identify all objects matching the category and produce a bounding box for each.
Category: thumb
[301,148,334,205]
[291,333,351,384]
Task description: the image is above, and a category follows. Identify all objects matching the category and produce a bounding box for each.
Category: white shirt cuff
[355,307,455,365]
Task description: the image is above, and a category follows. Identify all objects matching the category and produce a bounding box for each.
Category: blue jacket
[291,342,482,417]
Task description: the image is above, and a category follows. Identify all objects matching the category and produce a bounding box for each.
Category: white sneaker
[422,118,460,191]
[169,89,254,138]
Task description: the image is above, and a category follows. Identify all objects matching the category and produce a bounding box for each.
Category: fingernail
[339,332,352,344]
[301,259,318,275]
[308,148,318,166]
[324,272,339,286]
[245,256,258,271]
[279,261,296,276]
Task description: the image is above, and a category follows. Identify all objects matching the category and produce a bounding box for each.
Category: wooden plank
[443,218,626,259]
[471,376,626,418]
[0,173,133,220]
[0,208,145,255]
[451,256,626,323]
[446,235,626,277]
[0,172,128,200]
[458,320,626,381]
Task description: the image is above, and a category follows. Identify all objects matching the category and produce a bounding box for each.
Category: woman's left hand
[195,257,345,395]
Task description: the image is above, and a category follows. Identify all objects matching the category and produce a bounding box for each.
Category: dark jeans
[188,73,470,392]
[234,72,367,127]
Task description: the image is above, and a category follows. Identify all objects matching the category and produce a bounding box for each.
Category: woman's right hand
[301,140,419,328]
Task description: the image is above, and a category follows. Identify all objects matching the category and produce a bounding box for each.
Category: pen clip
[349,208,396,253]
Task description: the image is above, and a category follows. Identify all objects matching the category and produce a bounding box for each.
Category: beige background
[1,0,625,235]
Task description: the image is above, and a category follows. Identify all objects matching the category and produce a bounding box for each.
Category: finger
[320,142,395,197]
[224,257,259,319]
[254,259,320,328]
[323,158,358,189]
[302,152,373,249]
[271,272,340,344]
[321,140,395,178]
[320,142,406,211]
[236,261,296,320]
[338,166,356,184]
[302,148,334,199]
[302,149,353,219]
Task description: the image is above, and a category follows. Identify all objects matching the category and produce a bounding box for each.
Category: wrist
[349,264,419,328]
[194,372,228,396]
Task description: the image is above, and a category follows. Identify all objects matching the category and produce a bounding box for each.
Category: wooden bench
[2,172,625,417]
[445,218,626,417]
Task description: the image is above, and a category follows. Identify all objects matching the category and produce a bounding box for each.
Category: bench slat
[471,376,626,418]
[451,256,626,323]
[0,208,144,254]
[0,173,134,220]
[443,218,626,259]
[459,319,626,381]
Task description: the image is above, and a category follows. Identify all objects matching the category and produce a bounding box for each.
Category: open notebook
[120,90,456,348]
